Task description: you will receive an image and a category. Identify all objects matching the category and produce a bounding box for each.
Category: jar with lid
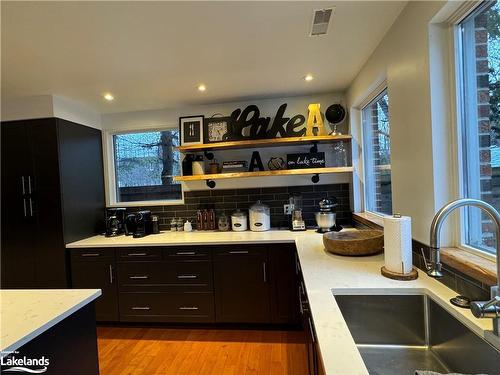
[249,200,271,231]
[231,209,248,231]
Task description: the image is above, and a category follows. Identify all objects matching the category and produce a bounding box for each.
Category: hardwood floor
[97,326,308,375]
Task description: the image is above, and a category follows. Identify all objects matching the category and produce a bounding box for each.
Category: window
[458,2,500,255]
[110,129,182,204]
[362,89,393,215]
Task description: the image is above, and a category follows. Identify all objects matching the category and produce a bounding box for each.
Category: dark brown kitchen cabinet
[213,246,271,323]
[1,118,105,288]
[269,243,300,324]
[70,249,119,321]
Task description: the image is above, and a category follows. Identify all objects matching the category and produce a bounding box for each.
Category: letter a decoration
[306,103,327,136]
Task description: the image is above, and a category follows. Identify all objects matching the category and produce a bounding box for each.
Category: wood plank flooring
[97,326,308,375]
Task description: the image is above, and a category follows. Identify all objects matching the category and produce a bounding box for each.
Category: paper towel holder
[381,264,418,281]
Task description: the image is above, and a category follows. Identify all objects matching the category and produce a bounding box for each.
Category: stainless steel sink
[334,294,500,375]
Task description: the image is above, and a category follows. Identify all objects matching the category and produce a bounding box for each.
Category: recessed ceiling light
[103,93,114,101]
[304,74,314,82]
[197,84,207,92]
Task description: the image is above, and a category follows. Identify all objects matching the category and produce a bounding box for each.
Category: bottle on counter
[196,210,203,231]
[208,209,216,230]
[176,217,184,231]
[151,215,160,234]
[170,218,177,232]
[184,220,193,232]
[202,209,209,230]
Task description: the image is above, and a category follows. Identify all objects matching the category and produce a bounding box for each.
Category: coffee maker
[124,210,152,238]
[105,208,127,237]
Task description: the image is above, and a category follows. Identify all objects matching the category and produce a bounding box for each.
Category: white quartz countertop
[0,289,101,356]
[66,230,498,375]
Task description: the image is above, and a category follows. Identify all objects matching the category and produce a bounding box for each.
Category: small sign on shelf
[286,152,326,169]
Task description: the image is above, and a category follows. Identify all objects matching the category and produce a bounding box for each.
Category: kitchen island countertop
[0,289,101,356]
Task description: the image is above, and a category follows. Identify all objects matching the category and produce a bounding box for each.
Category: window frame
[103,127,184,207]
[360,86,393,217]
[453,1,497,261]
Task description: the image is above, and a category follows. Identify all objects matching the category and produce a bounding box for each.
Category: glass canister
[249,200,271,231]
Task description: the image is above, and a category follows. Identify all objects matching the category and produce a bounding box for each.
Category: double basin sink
[335,294,500,375]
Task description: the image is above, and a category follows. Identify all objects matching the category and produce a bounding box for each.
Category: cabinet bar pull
[229,250,249,254]
[127,252,148,256]
[81,253,100,257]
[263,261,267,283]
[109,264,114,284]
[23,198,27,218]
[131,306,150,310]
[129,275,149,279]
[21,176,26,195]
[179,306,199,310]
[177,275,198,279]
[28,197,33,217]
[27,176,32,194]
[308,318,316,343]
[176,251,196,255]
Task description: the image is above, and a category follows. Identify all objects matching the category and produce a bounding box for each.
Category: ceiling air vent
[309,8,334,36]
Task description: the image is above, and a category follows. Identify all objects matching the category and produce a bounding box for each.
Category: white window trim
[103,127,184,207]
[360,85,392,217]
[452,2,496,261]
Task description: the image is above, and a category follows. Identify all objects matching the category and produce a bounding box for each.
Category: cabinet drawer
[71,248,115,261]
[119,292,214,323]
[117,248,162,261]
[214,246,267,258]
[164,247,210,260]
[117,261,212,289]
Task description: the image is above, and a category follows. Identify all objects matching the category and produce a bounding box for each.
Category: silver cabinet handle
[308,318,316,343]
[177,275,198,279]
[298,286,304,315]
[179,306,199,310]
[229,250,249,254]
[27,176,32,194]
[109,264,114,284]
[23,198,27,218]
[81,253,100,257]
[129,275,149,279]
[127,252,148,256]
[263,261,267,283]
[176,251,196,255]
[21,176,26,195]
[28,197,33,217]
[131,306,150,310]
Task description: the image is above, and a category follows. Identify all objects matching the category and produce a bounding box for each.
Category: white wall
[102,93,351,191]
[346,1,450,244]
[1,94,102,129]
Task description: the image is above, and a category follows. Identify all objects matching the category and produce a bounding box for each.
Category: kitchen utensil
[249,200,271,231]
[231,209,248,231]
[292,209,306,231]
[105,207,127,237]
[315,198,340,233]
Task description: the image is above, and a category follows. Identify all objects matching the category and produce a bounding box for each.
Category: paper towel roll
[383,215,413,274]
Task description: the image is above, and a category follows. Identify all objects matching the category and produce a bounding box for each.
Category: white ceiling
[1,1,406,114]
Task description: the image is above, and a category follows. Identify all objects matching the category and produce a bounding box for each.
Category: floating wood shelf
[178,135,351,152]
[174,167,353,182]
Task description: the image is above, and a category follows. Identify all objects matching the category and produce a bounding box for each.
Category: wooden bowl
[323,230,384,256]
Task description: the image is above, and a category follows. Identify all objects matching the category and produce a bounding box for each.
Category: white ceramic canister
[249,200,271,231]
[231,209,248,231]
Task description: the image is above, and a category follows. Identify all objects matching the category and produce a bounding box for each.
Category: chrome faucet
[426,198,500,336]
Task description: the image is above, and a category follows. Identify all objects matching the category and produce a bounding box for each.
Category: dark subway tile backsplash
[126,183,351,231]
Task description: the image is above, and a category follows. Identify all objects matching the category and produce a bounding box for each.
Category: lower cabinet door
[119,292,215,323]
[213,248,270,323]
[71,261,119,321]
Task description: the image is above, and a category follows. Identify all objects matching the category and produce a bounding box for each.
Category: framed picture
[203,117,232,143]
[179,115,204,146]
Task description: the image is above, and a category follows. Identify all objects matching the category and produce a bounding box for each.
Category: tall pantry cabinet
[1,118,105,288]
